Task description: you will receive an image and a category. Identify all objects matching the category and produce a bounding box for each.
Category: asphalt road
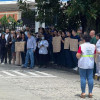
[0,64,100,100]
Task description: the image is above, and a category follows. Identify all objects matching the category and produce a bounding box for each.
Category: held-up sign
[15,42,25,52]
[64,38,70,49]
[52,36,61,53]
[70,39,78,52]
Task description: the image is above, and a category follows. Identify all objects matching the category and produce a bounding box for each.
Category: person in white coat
[38,35,49,67]
[96,34,100,76]
[76,35,96,98]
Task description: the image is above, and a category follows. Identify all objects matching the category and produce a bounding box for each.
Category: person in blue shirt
[23,32,36,69]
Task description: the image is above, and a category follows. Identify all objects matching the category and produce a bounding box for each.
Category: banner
[70,39,78,52]
[15,42,25,52]
[52,36,61,53]
[64,38,70,49]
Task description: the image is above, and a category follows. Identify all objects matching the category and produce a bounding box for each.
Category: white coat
[38,40,49,54]
[78,43,95,69]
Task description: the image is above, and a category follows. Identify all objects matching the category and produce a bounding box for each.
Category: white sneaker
[73,67,78,71]
[1,63,4,65]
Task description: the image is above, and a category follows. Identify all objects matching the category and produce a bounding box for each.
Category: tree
[36,0,67,29]
[8,15,17,29]
[66,0,97,32]
[18,0,35,27]
[0,15,9,31]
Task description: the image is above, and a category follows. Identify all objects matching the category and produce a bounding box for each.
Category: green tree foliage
[36,0,67,30]
[0,15,9,31]
[66,0,97,32]
[0,15,17,30]
[18,0,35,26]
[36,0,100,32]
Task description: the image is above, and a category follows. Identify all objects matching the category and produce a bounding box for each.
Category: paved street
[0,64,100,100]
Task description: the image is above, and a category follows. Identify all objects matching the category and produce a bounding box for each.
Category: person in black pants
[0,34,6,64]
[71,30,80,71]
[5,29,12,64]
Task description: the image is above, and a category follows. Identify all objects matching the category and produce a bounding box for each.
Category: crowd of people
[0,27,100,75]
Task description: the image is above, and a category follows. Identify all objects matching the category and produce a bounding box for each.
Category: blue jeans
[24,49,34,68]
[79,68,94,93]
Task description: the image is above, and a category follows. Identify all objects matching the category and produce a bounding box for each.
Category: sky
[0,0,68,1]
[0,0,16,1]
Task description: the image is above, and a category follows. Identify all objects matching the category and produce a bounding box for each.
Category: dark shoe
[80,93,86,98]
[38,65,42,68]
[88,94,93,98]
[21,66,27,68]
[28,67,34,69]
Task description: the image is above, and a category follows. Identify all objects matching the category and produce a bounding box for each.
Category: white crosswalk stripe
[2,71,16,77]
[12,71,27,76]
[28,72,39,76]
[0,70,57,78]
[36,71,54,76]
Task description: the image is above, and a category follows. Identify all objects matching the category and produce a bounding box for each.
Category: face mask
[41,37,45,40]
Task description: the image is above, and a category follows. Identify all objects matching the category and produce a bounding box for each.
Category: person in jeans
[22,32,36,69]
[10,33,17,64]
[76,35,96,98]
[21,33,27,66]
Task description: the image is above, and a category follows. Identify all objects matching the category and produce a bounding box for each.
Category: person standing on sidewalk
[0,34,6,64]
[76,35,96,98]
[95,34,100,76]
[22,32,36,69]
[5,29,12,64]
[38,34,49,68]
[90,30,97,44]
[90,30,97,75]
[10,33,17,65]
[21,33,27,66]
[71,30,80,71]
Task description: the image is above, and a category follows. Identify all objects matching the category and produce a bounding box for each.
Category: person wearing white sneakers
[76,35,96,98]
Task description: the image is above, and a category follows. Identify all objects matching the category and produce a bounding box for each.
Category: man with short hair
[5,29,12,64]
[90,30,97,75]
[90,30,97,44]
[22,32,36,69]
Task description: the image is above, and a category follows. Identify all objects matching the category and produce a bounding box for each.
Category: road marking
[28,72,39,76]
[2,71,16,77]
[0,70,57,78]
[36,71,54,76]
[12,71,27,76]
